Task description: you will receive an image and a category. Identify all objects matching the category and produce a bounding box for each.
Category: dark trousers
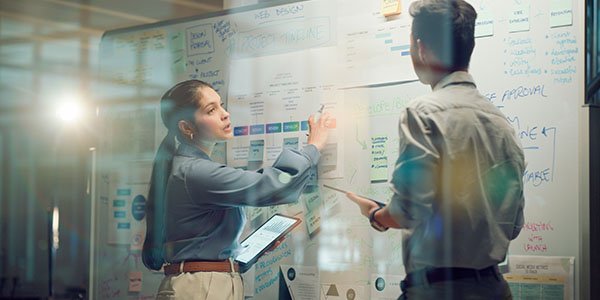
[398,266,512,300]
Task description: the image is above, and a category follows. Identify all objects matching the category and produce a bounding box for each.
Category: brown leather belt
[164,260,239,275]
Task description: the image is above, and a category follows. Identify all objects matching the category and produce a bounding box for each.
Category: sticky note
[325,118,337,129]
[283,121,300,132]
[234,126,249,136]
[266,123,282,133]
[319,143,337,167]
[248,140,264,162]
[301,121,309,131]
[475,11,494,37]
[130,232,144,251]
[128,271,142,292]
[301,190,322,237]
[117,188,131,196]
[381,0,402,17]
[113,199,126,207]
[509,4,530,33]
[550,0,572,28]
[186,24,215,55]
[250,124,265,135]
[169,31,186,75]
[370,136,389,182]
[283,137,299,150]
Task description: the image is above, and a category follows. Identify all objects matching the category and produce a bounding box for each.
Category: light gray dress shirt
[387,71,525,273]
[163,142,320,263]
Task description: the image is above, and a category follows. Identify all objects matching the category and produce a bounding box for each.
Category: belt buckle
[179,260,185,273]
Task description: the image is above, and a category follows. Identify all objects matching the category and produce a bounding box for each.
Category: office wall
[92,0,583,298]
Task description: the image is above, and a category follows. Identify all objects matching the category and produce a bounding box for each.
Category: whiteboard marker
[314,104,325,122]
[306,104,325,136]
[323,184,386,207]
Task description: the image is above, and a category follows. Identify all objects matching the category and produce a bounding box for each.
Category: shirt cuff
[302,144,321,166]
[387,196,413,228]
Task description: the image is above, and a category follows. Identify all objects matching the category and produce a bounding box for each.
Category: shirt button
[278,172,292,184]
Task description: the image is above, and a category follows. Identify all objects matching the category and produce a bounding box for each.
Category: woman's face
[193,86,233,141]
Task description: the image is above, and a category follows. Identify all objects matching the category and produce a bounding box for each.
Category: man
[347,0,525,299]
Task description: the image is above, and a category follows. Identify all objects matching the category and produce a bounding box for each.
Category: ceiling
[0,0,224,117]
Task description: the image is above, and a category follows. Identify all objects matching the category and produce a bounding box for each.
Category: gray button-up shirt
[163,142,320,263]
[387,71,525,273]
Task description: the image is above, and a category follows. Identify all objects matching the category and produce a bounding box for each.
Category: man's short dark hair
[409,0,477,70]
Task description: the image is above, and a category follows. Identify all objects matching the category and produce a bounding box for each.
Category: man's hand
[346,192,380,218]
[346,192,404,229]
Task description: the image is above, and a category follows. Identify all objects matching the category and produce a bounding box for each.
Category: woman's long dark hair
[142,80,212,270]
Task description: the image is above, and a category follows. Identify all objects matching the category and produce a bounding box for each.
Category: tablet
[235,214,301,268]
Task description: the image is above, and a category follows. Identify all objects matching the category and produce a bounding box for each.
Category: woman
[142,80,332,299]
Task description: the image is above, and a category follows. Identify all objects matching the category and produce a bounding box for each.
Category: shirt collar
[432,71,476,92]
[176,141,210,159]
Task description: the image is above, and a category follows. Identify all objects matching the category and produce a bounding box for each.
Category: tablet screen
[235,214,300,265]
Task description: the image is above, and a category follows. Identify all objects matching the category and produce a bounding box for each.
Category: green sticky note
[301,190,322,236]
[370,136,389,182]
[113,199,126,207]
[550,0,572,28]
[169,31,186,75]
[509,4,530,33]
[283,121,300,132]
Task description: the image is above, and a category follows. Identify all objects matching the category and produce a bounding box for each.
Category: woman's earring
[190,133,194,141]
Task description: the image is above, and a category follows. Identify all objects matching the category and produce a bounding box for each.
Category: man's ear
[416,38,429,65]
[178,120,193,137]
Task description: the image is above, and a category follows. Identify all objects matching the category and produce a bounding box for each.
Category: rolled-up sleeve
[388,108,439,228]
[511,202,524,240]
[185,145,320,208]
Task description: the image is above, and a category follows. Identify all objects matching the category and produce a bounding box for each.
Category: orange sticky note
[382,0,402,17]
[128,271,142,292]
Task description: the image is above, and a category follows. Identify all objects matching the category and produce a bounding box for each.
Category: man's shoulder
[406,93,446,114]
[407,87,500,117]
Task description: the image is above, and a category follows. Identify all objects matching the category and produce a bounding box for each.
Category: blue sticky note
[266,123,282,133]
[301,121,309,131]
[250,124,265,135]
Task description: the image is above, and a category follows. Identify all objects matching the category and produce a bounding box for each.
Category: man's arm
[346,107,439,231]
[386,108,439,228]
[345,192,404,229]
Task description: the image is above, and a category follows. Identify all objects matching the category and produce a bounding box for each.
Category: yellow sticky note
[381,0,402,17]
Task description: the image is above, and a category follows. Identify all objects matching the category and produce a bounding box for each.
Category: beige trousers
[156,271,243,300]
